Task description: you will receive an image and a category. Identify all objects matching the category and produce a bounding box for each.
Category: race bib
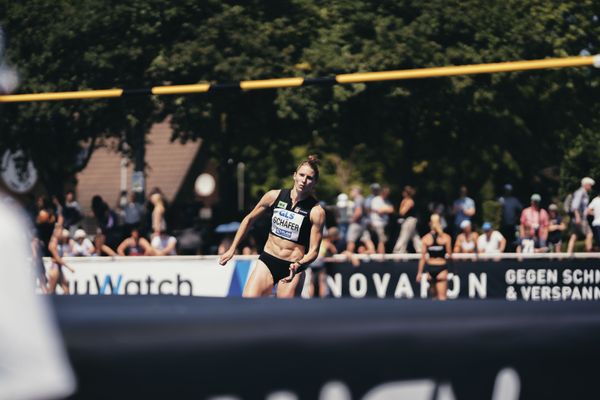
[271,208,305,242]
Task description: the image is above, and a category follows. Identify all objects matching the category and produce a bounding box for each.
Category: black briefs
[259,252,293,282]
[258,252,309,282]
[424,263,448,281]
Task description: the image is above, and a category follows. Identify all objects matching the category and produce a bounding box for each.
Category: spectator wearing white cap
[477,222,506,254]
[567,177,595,253]
[520,193,549,247]
[70,229,95,257]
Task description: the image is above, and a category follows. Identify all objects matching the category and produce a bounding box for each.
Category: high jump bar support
[1,55,599,103]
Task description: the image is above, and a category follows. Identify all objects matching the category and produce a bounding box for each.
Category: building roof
[76,120,201,212]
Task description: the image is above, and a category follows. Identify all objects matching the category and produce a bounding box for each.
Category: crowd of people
[30,188,182,293]
[328,176,600,257]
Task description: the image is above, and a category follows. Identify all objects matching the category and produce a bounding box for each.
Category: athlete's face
[293,165,317,193]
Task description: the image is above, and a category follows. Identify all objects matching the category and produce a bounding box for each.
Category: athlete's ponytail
[297,154,320,181]
[430,213,444,236]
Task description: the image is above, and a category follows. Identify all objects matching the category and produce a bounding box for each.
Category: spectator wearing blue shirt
[498,184,523,251]
[452,186,475,236]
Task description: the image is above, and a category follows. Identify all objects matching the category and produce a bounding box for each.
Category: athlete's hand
[64,264,75,273]
[416,272,422,283]
[219,249,235,266]
[282,262,300,283]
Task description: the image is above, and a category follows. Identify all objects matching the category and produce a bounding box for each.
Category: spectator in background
[567,177,595,253]
[310,226,339,298]
[151,230,177,256]
[517,223,547,254]
[452,185,476,236]
[346,186,375,255]
[335,193,351,244]
[62,190,82,231]
[454,220,478,254]
[587,192,600,250]
[369,186,394,254]
[498,184,522,251]
[91,194,120,248]
[520,193,549,247]
[70,229,95,257]
[547,203,567,252]
[117,227,153,256]
[121,191,145,235]
[477,222,506,255]
[393,185,421,254]
[93,230,117,257]
[149,188,167,237]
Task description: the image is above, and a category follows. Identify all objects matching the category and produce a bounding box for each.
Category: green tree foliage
[0,0,165,196]
[1,0,600,216]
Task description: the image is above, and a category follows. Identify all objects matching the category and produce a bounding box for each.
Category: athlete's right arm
[218,190,279,266]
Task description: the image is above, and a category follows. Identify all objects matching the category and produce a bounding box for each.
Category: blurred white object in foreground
[0,196,75,399]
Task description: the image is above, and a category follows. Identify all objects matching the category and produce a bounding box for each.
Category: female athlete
[416,213,452,300]
[219,155,326,298]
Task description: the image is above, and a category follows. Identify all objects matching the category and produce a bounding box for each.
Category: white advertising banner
[44,256,257,297]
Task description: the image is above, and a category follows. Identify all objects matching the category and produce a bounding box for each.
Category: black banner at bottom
[324,258,600,300]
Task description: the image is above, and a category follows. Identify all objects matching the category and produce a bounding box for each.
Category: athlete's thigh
[243,260,274,298]
[276,271,305,298]
[435,270,448,299]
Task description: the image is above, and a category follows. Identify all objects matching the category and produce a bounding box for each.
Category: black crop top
[427,232,447,259]
[269,189,318,248]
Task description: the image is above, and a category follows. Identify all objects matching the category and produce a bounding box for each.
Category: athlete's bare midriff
[263,233,306,262]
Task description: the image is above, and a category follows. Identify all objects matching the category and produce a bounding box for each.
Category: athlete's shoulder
[310,202,326,219]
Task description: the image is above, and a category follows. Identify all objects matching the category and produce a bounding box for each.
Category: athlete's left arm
[292,205,326,269]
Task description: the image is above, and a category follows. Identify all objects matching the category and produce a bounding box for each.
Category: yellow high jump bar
[0,55,598,103]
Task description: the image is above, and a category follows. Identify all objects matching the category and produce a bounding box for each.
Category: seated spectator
[69,229,95,257]
[517,224,548,254]
[547,204,566,252]
[150,230,177,256]
[93,231,117,257]
[520,193,549,247]
[117,227,152,256]
[477,222,506,254]
[453,220,478,254]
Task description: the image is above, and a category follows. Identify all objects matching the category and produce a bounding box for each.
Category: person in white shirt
[369,186,394,254]
[477,222,506,255]
[587,194,600,249]
[150,230,177,256]
[69,229,95,257]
